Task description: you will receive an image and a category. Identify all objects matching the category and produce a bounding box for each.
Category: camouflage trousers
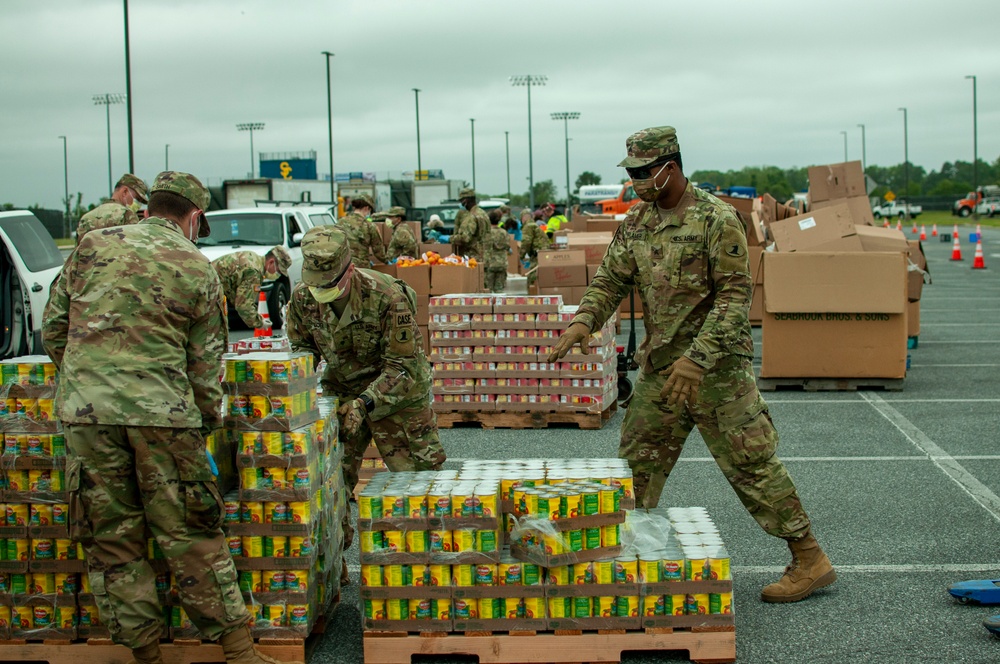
[337,397,447,548]
[65,424,247,649]
[620,356,811,540]
[484,268,507,293]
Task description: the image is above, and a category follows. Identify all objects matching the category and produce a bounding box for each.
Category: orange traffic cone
[976,223,983,243]
[896,218,902,232]
[931,224,938,237]
[911,221,918,234]
[882,218,890,228]
[254,290,272,337]
[953,224,959,239]
[951,232,964,261]
[972,239,987,269]
[919,225,927,241]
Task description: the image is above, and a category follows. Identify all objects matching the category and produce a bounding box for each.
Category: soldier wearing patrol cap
[43,171,297,664]
[286,226,446,584]
[451,187,490,260]
[548,127,836,604]
[212,246,292,330]
[385,206,418,262]
[75,173,149,244]
[338,192,387,268]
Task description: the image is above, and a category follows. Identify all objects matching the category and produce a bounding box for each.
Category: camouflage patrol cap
[150,171,212,237]
[300,226,352,287]
[267,245,292,276]
[370,211,389,222]
[617,126,680,168]
[116,173,149,203]
[458,187,476,200]
[386,206,406,218]
[352,193,376,211]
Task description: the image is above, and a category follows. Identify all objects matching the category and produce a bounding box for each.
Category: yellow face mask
[309,285,342,303]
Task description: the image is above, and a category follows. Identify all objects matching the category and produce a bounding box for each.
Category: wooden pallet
[436,402,617,430]
[757,376,905,392]
[363,626,735,664]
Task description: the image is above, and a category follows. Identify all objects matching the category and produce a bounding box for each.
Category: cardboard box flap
[769,204,856,252]
[855,226,909,253]
[811,196,876,227]
[763,252,906,314]
[807,161,866,202]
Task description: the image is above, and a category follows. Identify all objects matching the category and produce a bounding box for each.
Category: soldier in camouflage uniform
[451,187,489,260]
[337,193,386,268]
[75,173,148,244]
[385,206,418,261]
[549,127,835,605]
[286,226,446,581]
[43,171,295,664]
[484,209,511,293]
[212,246,292,330]
[519,208,549,286]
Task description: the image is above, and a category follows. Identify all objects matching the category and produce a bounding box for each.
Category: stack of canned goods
[223,352,314,385]
[458,458,635,504]
[223,353,317,424]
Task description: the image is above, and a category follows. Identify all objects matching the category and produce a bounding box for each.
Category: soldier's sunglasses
[625,158,671,181]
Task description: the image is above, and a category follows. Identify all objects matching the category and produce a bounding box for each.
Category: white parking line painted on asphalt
[448,455,1000,463]
[861,393,1000,523]
[914,340,1000,344]
[910,363,1000,367]
[737,564,1000,574]
[919,323,1000,326]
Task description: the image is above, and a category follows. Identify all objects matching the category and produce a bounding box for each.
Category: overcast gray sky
[3,0,999,209]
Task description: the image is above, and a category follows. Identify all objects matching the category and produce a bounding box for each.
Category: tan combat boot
[220,624,304,664]
[126,641,164,664]
[761,532,837,603]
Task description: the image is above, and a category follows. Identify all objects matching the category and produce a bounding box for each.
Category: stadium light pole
[552,112,580,207]
[322,51,335,203]
[510,75,547,209]
[93,93,125,196]
[840,130,848,162]
[165,144,169,170]
[413,88,422,179]
[470,118,476,190]
[59,136,69,237]
[123,0,134,172]
[504,131,511,198]
[236,123,265,178]
[898,107,909,221]
[966,75,978,220]
[857,123,866,175]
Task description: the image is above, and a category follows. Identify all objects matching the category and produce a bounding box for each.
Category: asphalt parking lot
[273,223,1000,663]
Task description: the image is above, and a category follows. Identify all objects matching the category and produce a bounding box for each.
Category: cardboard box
[907,240,928,302]
[761,251,907,379]
[420,243,452,257]
[807,161,866,203]
[907,300,920,337]
[416,299,429,326]
[430,264,483,295]
[537,250,588,288]
[769,204,862,253]
[748,246,764,326]
[508,236,520,274]
[855,226,909,253]
[586,219,621,233]
[370,264,397,278]
[418,325,430,356]
[539,286,589,306]
[563,232,614,265]
[397,264,431,296]
[749,284,764,326]
[587,265,602,282]
[811,196,876,227]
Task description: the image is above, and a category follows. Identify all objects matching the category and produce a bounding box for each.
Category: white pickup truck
[872,200,922,220]
[199,206,336,329]
[0,211,64,360]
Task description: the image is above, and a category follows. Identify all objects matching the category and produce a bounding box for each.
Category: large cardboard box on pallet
[430,264,482,295]
[761,251,908,379]
[769,204,862,253]
[537,250,588,288]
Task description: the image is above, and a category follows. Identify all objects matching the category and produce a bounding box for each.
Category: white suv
[199,206,335,328]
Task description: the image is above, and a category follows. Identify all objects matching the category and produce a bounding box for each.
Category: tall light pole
[322,51,335,203]
[504,131,511,198]
[840,130,848,162]
[898,107,909,220]
[93,93,125,196]
[165,144,169,170]
[413,88,422,179]
[469,118,476,190]
[510,75,547,209]
[552,112,580,206]
[857,123,867,175]
[966,75,978,220]
[236,122,265,178]
[123,0,134,172]
[58,136,69,237]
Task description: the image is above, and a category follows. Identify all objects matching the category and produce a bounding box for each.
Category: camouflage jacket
[451,205,489,259]
[42,217,227,428]
[286,268,431,420]
[386,222,418,262]
[519,221,549,261]
[572,183,754,373]
[212,251,265,328]
[76,200,140,245]
[484,227,510,271]
[337,212,387,267]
